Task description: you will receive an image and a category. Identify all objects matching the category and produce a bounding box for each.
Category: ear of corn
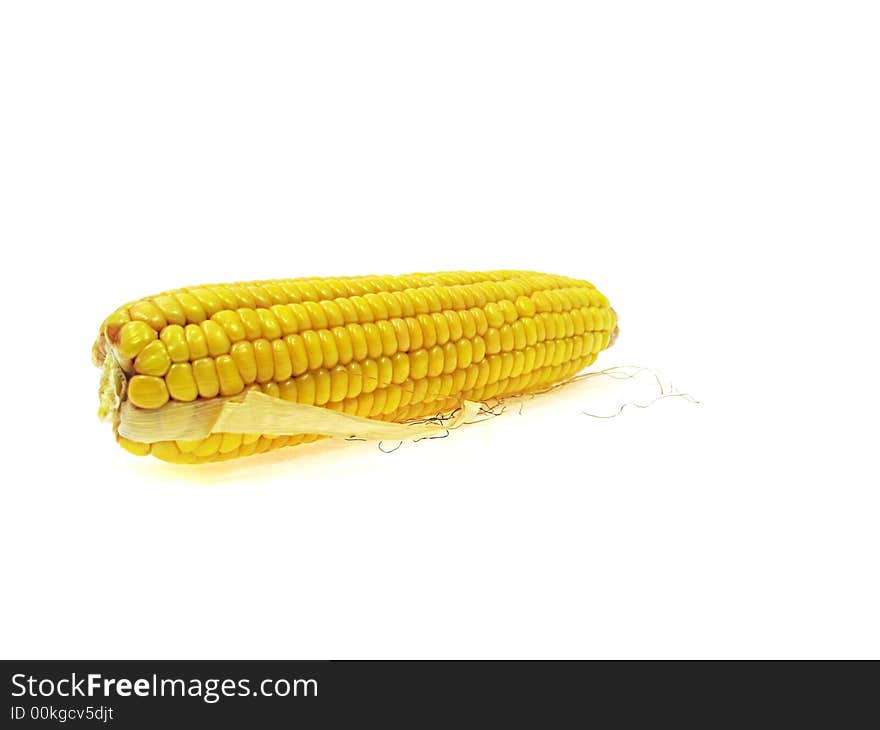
[94,270,618,463]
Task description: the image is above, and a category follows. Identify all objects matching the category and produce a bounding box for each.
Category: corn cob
[93,270,618,463]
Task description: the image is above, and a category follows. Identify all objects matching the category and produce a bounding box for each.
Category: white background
[1,1,877,659]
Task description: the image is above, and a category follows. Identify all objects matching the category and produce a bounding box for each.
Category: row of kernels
[205,296,468,343]
[120,272,597,330]
[465,355,593,405]
[274,352,591,441]
[199,306,610,375]
[226,299,607,360]
[388,352,594,424]
[128,352,242,408]
[530,286,603,314]
[115,318,231,366]
[252,331,594,410]
[581,306,615,332]
[129,432,324,463]
[104,270,590,338]
[331,358,522,421]
[127,275,470,326]
[127,326,604,409]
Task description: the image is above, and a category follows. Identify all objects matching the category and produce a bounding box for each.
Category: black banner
[2,660,876,727]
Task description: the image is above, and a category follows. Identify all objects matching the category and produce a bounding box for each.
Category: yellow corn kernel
[215,354,245,396]
[361,359,379,394]
[321,300,346,327]
[364,293,388,320]
[201,320,231,357]
[150,441,182,461]
[445,310,463,341]
[253,338,274,382]
[377,320,398,357]
[175,293,207,323]
[329,365,348,402]
[474,359,491,389]
[463,362,480,391]
[458,310,476,339]
[272,339,293,381]
[128,374,169,409]
[391,318,410,352]
[427,345,444,377]
[582,332,594,355]
[117,435,150,456]
[303,300,328,329]
[286,334,309,376]
[432,312,451,345]
[219,433,243,454]
[129,301,167,330]
[296,372,317,404]
[278,377,297,402]
[160,324,190,363]
[192,357,220,398]
[153,295,186,326]
[362,323,383,359]
[212,310,246,342]
[406,317,424,350]
[211,286,237,310]
[318,329,339,369]
[417,314,437,348]
[332,326,354,365]
[486,354,502,384]
[437,373,455,398]
[369,387,387,417]
[188,287,222,311]
[456,338,473,370]
[184,323,209,359]
[346,323,369,361]
[485,328,502,355]
[335,297,358,324]
[410,376,429,405]
[230,341,258,384]
[442,341,458,374]
[498,324,515,353]
[116,320,157,359]
[451,367,467,395]
[376,356,394,389]
[302,330,323,370]
[391,352,410,384]
[515,295,536,317]
[314,369,332,405]
[192,433,223,457]
[346,361,364,399]
[237,308,263,340]
[484,302,504,328]
[257,308,283,339]
[410,348,429,380]
[134,340,171,377]
[166,363,199,402]
[523,346,537,374]
[275,303,303,333]
[470,307,489,335]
